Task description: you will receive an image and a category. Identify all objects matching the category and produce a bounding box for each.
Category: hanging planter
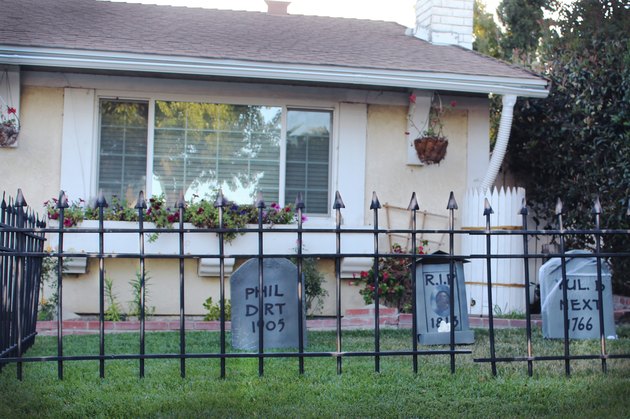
[413,136,448,164]
[408,92,456,165]
[0,70,19,148]
[0,121,18,147]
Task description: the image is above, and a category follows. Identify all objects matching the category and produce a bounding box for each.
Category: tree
[497,0,549,64]
[506,0,630,294]
[473,0,502,59]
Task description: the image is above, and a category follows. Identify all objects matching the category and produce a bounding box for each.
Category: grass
[1,326,629,418]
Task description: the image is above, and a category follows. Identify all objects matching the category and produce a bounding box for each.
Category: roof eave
[0,46,550,98]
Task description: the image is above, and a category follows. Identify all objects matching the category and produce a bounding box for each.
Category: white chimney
[265,0,290,15]
[414,0,474,49]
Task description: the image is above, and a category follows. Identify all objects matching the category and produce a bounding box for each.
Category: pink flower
[7,107,16,114]
[383,272,389,280]
[63,218,73,227]
[301,214,308,222]
[409,93,416,104]
[450,101,457,108]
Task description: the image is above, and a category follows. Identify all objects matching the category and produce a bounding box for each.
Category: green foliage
[302,257,329,315]
[202,297,231,321]
[353,242,427,312]
[45,194,298,243]
[37,253,60,321]
[506,0,630,295]
[473,0,502,59]
[497,0,549,64]
[128,271,155,318]
[104,277,124,322]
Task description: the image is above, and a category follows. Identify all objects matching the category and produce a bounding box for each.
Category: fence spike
[15,188,26,207]
[95,190,109,208]
[333,191,345,209]
[295,192,305,210]
[135,191,147,209]
[483,198,494,216]
[1,192,6,209]
[57,191,69,209]
[256,191,266,209]
[519,198,528,216]
[555,197,563,216]
[370,191,381,210]
[407,192,419,211]
[446,191,458,210]
[176,191,186,209]
[213,189,227,208]
[592,196,602,215]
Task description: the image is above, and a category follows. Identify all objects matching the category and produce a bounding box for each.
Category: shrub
[353,242,427,312]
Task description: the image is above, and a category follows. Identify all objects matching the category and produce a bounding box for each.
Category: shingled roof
[0,0,549,97]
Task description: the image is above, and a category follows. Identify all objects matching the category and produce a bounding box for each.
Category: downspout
[480,94,517,190]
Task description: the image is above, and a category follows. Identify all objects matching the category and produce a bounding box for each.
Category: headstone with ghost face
[415,252,474,345]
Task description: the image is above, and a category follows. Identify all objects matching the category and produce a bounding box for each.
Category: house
[0,0,548,316]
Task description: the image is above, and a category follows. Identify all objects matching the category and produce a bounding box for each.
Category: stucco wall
[364,103,469,253]
[0,86,63,209]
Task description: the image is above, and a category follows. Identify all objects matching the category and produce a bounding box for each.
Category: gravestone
[415,252,475,345]
[230,258,306,350]
[540,250,617,339]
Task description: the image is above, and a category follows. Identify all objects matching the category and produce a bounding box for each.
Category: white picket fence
[461,187,533,316]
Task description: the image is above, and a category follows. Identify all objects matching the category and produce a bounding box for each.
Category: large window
[97,99,331,214]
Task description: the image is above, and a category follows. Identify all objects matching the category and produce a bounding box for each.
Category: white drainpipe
[480,94,517,190]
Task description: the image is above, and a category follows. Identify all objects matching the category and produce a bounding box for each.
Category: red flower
[383,272,389,280]
[409,93,416,104]
[7,107,16,114]
[197,207,204,214]
[284,206,291,212]
[360,271,368,278]
[450,101,457,108]
[63,218,73,227]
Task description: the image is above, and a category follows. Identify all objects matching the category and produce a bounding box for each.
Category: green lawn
[1,327,629,418]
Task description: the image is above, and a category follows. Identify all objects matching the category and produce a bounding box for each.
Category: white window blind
[285,110,331,214]
[97,99,148,202]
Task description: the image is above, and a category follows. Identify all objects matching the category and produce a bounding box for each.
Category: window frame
[94,91,337,217]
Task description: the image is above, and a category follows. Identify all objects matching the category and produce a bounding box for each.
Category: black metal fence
[0,189,629,381]
[0,190,46,379]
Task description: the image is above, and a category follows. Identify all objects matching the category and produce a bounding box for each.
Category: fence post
[556,198,571,377]
[214,190,227,379]
[333,191,345,375]
[256,192,266,377]
[520,199,534,377]
[96,191,108,379]
[370,192,381,373]
[176,192,186,379]
[447,191,457,374]
[483,198,497,376]
[136,191,147,378]
[14,189,26,380]
[295,192,306,375]
[592,197,607,373]
[408,193,420,374]
[56,191,69,379]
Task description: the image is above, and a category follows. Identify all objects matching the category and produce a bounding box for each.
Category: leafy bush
[352,242,427,312]
[203,297,231,321]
